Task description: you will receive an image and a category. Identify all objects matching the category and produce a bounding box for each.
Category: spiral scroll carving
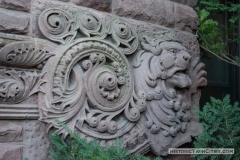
[40,39,146,138]
[108,19,138,55]
[38,9,75,44]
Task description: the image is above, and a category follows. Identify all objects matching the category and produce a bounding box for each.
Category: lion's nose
[183,55,191,61]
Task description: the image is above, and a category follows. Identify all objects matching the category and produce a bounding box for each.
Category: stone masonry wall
[0,0,203,160]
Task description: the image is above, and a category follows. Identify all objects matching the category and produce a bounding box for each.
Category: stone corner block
[70,0,111,12]
[0,8,30,34]
[174,3,199,33]
[0,0,31,12]
[112,0,175,28]
[170,0,198,8]
[0,145,23,160]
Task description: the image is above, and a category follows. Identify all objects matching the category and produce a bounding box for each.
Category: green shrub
[50,120,162,160]
[193,95,240,160]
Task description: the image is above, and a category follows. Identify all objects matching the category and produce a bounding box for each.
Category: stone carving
[38,9,138,55]
[0,40,56,69]
[38,8,106,44]
[134,32,192,136]
[0,8,207,157]
[40,38,146,138]
[0,69,45,103]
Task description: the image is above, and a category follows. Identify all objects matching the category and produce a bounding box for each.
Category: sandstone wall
[0,0,206,160]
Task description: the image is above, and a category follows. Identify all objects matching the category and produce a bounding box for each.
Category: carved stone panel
[0,6,207,157]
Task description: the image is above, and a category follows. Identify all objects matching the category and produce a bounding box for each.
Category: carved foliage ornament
[38,8,138,55]
[0,8,207,156]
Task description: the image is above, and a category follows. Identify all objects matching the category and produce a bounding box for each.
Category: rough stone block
[0,8,30,34]
[70,0,111,12]
[23,121,50,160]
[0,122,23,142]
[112,0,175,28]
[0,0,31,12]
[174,3,199,33]
[170,0,198,8]
[0,145,23,160]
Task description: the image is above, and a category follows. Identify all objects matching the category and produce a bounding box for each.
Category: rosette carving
[39,9,105,44]
[40,39,146,138]
[108,19,138,55]
[0,40,56,69]
[0,69,46,103]
[38,8,76,44]
[77,11,106,38]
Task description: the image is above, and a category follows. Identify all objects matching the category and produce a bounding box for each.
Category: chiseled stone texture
[0,8,30,34]
[23,121,50,160]
[0,145,23,160]
[112,0,199,33]
[169,0,198,7]
[174,3,199,33]
[70,0,111,12]
[0,121,23,143]
[112,0,175,28]
[0,0,31,12]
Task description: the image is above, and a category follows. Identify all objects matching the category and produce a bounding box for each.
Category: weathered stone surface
[112,0,175,28]
[111,0,199,33]
[0,1,206,158]
[23,121,50,160]
[0,122,23,142]
[0,8,29,34]
[170,0,198,7]
[0,145,23,160]
[0,0,31,12]
[174,3,199,33]
[70,0,111,12]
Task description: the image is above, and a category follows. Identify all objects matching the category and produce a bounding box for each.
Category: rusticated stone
[0,0,31,12]
[0,122,23,142]
[70,0,111,12]
[23,121,50,160]
[174,3,199,33]
[170,0,198,8]
[112,0,175,28]
[0,8,29,34]
[0,145,23,160]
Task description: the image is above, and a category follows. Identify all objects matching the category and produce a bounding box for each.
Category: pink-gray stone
[174,3,199,33]
[0,8,30,34]
[0,122,23,143]
[0,145,23,160]
[112,0,175,28]
[170,0,198,7]
[70,0,111,12]
[0,0,31,12]
[112,0,199,33]
[23,121,50,160]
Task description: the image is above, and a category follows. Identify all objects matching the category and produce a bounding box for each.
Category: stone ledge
[0,0,31,12]
[0,8,30,34]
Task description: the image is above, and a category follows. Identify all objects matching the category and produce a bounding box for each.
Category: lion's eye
[169,49,175,53]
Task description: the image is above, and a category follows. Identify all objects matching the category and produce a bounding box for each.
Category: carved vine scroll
[0,8,207,156]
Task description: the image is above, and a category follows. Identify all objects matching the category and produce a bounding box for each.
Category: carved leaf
[0,40,56,69]
[0,69,46,103]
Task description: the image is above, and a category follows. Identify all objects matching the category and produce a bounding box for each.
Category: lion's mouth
[166,70,192,88]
